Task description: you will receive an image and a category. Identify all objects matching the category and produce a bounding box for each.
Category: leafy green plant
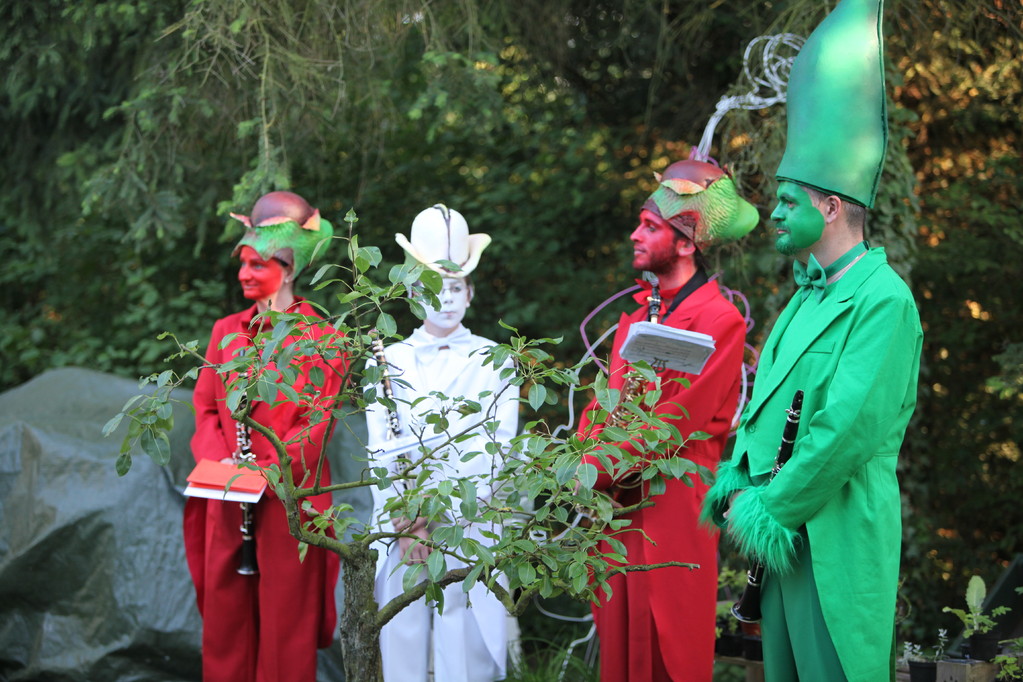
[901,629,948,663]
[503,637,598,682]
[943,575,1012,639]
[993,588,1023,681]
[994,638,1023,681]
[715,565,747,636]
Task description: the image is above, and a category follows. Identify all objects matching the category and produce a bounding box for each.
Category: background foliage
[2,0,1020,659]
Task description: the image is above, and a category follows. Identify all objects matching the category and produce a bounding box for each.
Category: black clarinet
[371,333,414,492]
[235,421,258,576]
[647,277,662,324]
[371,334,402,440]
[731,389,804,623]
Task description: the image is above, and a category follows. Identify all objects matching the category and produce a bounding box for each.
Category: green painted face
[770,181,825,256]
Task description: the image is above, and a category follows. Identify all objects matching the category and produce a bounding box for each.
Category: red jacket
[579,278,746,682]
[184,300,346,682]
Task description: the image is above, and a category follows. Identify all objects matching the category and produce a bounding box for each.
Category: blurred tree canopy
[2,0,1019,648]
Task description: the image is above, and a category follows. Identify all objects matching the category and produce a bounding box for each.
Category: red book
[184,459,267,502]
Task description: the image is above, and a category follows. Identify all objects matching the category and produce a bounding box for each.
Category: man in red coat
[184,191,346,682]
[577,161,757,681]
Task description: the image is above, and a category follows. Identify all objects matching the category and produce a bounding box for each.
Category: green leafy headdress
[230,198,333,278]
[642,160,759,248]
[775,0,888,207]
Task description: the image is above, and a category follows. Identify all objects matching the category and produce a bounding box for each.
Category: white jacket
[365,324,518,679]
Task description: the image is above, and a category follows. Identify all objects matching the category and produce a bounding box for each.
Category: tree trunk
[338,545,383,682]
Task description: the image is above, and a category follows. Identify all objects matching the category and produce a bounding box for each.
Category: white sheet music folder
[618,321,716,375]
[369,432,448,464]
[183,485,265,504]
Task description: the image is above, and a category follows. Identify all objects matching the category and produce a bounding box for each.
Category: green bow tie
[793,255,827,302]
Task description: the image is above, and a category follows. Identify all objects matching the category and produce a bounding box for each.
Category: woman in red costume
[183,191,346,682]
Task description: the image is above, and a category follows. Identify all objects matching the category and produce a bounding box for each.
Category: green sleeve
[700,457,752,528]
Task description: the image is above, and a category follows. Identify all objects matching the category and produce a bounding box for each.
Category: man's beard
[634,245,677,274]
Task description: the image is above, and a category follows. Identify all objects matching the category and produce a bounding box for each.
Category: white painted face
[423,277,471,336]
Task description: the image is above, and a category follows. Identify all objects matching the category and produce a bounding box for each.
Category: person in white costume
[365,204,519,682]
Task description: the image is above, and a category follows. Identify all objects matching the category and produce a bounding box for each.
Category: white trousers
[377,547,506,682]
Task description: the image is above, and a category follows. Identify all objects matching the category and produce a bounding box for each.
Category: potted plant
[741,626,763,662]
[993,636,1023,681]
[714,565,747,658]
[944,575,1013,661]
[714,601,744,657]
[901,630,948,682]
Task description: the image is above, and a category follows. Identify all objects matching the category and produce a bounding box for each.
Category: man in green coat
[702,0,923,680]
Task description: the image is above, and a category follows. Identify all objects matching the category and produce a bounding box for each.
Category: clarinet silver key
[235,420,258,576]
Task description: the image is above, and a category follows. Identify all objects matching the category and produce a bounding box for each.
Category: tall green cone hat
[230,191,333,278]
[642,160,759,248]
[776,0,888,207]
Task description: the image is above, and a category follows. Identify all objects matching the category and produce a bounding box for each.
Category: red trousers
[184,493,338,682]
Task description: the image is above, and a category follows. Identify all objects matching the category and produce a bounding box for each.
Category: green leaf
[277,381,300,405]
[527,383,546,410]
[256,376,276,404]
[103,413,124,437]
[571,567,588,594]
[474,543,495,566]
[426,547,446,581]
[463,562,485,590]
[966,575,986,611]
[596,386,621,414]
[156,401,173,421]
[402,563,425,593]
[115,452,132,476]
[309,263,333,286]
[140,428,170,465]
[419,269,442,294]
[667,456,697,479]
[577,462,598,489]
[359,246,382,268]
[376,312,397,338]
[602,426,631,442]
[518,562,537,586]
[648,475,666,496]
[226,388,245,414]
[219,333,242,350]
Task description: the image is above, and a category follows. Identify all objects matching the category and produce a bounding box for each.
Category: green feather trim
[726,485,800,574]
[700,459,751,529]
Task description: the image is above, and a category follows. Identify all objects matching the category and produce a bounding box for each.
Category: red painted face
[238,246,285,301]
[630,209,680,273]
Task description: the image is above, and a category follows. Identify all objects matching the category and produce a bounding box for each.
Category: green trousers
[760,535,847,681]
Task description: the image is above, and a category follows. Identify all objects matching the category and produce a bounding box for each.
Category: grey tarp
[0,368,372,681]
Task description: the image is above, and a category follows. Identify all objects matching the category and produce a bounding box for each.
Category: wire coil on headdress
[692,33,805,163]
